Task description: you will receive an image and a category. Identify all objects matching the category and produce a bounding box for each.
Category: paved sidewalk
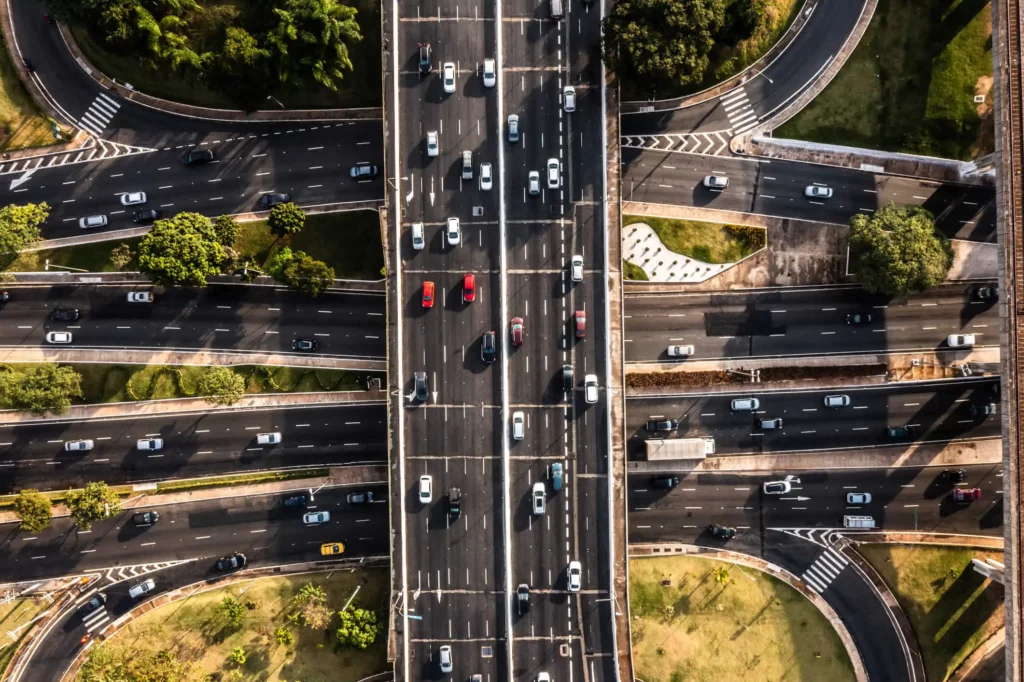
[629,543,868,682]
[5,270,385,292]
[0,347,386,371]
[950,240,999,280]
[623,221,744,282]
[0,389,385,426]
[851,532,1004,550]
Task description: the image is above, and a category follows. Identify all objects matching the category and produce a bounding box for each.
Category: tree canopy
[268,247,334,297]
[0,363,83,415]
[603,0,725,93]
[198,367,246,406]
[14,489,52,532]
[849,204,953,296]
[336,606,378,649]
[268,202,306,237]
[137,212,225,286]
[0,203,48,257]
[65,482,121,530]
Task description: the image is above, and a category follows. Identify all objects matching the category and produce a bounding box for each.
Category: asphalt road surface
[0,404,386,493]
[0,285,385,358]
[624,283,1000,362]
[627,378,1002,455]
[621,148,996,242]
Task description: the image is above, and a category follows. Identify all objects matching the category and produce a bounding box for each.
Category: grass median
[859,544,1004,681]
[0,34,57,152]
[776,0,994,160]
[623,215,764,264]
[631,555,854,681]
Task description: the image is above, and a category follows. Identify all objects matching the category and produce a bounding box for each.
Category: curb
[0,348,386,371]
[949,626,1005,682]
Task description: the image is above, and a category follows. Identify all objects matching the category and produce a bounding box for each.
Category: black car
[346,491,374,504]
[131,510,159,526]
[133,208,161,224]
[561,364,574,392]
[282,495,307,508]
[651,476,679,489]
[215,553,247,572]
[292,339,318,352]
[418,42,432,74]
[846,312,873,325]
[259,193,291,208]
[481,331,497,363]
[350,163,378,179]
[80,592,107,617]
[887,425,914,440]
[970,403,997,417]
[414,371,428,402]
[182,149,215,165]
[645,419,679,432]
[708,524,736,539]
[976,285,998,302]
[516,584,530,613]
[50,308,80,322]
[0,291,8,305]
[942,468,968,483]
[449,488,461,517]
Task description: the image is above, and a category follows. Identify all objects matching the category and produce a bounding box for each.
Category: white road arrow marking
[780,496,811,502]
[429,177,435,206]
[9,170,35,190]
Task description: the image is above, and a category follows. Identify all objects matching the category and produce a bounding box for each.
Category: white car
[532,482,545,515]
[567,561,582,592]
[78,215,107,229]
[948,333,976,348]
[128,578,156,599]
[479,163,493,190]
[45,331,72,344]
[446,217,461,246]
[763,477,799,494]
[584,374,598,404]
[419,475,433,503]
[136,438,163,451]
[438,645,453,673]
[804,185,833,199]
[570,255,583,282]
[426,131,439,157]
[546,158,560,189]
[411,223,425,250]
[668,345,695,357]
[563,85,576,112]
[303,511,330,524]
[482,58,496,87]
[64,439,94,452]
[824,394,850,407]
[120,191,147,206]
[442,62,456,93]
[528,171,540,196]
[511,411,525,440]
[127,292,153,303]
[256,432,282,445]
[847,492,872,504]
[703,175,728,189]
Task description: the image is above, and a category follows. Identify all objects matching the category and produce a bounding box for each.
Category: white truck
[644,437,715,461]
[843,515,876,529]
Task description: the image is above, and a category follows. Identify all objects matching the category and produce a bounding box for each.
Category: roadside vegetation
[623,260,649,281]
[604,0,801,101]
[55,0,381,111]
[848,205,952,296]
[75,571,387,682]
[631,555,854,681]
[0,35,58,152]
[776,0,993,160]
[859,544,1004,681]
[0,597,50,675]
[623,214,765,264]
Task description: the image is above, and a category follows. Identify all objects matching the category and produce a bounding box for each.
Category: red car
[510,317,524,346]
[463,274,476,303]
[422,281,435,308]
[575,310,586,338]
[953,488,982,502]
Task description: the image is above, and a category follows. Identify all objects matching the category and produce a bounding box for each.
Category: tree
[268,202,305,237]
[229,646,247,666]
[202,27,274,111]
[849,204,953,296]
[136,212,225,286]
[603,0,725,93]
[14,489,52,532]
[109,243,134,270]
[295,582,333,630]
[0,203,48,257]
[713,566,729,584]
[280,251,334,297]
[336,606,378,649]
[65,482,121,530]
[78,647,190,682]
[275,626,294,646]
[0,363,83,415]
[221,597,247,629]
[267,0,363,92]
[212,215,239,247]
[197,367,246,406]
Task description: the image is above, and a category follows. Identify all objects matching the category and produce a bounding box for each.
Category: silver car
[426,131,439,157]
[563,85,576,112]
[805,185,833,199]
[703,175,728,189]
[137,438,163,451]
[528,171,540,196]
[730,397,760,411]
[508,114,519,143]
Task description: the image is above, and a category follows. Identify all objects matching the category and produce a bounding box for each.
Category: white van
[550,0,563,18]
[843,515,876,529]
[411,223,425,250]
[129,578,156,599]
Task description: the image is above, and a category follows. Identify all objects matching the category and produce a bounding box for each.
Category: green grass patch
[631,555,854,682]
[624,214,764,264]
[623,260,649,281]
[776,0,993,160]
[77,570,388,682]
[7,238,142,273]
[0,598,50,676]
[859,544,1004,681]
[0,35,58,153]
[236,210,384,281]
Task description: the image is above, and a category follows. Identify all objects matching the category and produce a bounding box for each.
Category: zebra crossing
[620,131,731,156]
[0,138,154,177]
[78,93,120,137]
[800,545,849,593]
[719,88,760,136]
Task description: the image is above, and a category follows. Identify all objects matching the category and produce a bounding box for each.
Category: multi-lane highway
[0,285,385,357]
[0,404,386,492]
[625,283,1000,362]
[627,378,1002,455]
[621,148,997,241]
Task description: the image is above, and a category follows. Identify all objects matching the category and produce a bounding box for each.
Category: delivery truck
[644,437,715,461]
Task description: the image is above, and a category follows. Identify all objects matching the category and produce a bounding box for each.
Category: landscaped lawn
[7,238,142,273]
[0,34,57,152]
[623,260,649,281]
[859,544,1004,681]
[776,0,993,160]
[631,555,854,682]
[623,214,765,264]
[76,570,388,682]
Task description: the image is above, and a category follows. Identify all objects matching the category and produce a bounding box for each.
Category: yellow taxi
[320,542,345,556]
